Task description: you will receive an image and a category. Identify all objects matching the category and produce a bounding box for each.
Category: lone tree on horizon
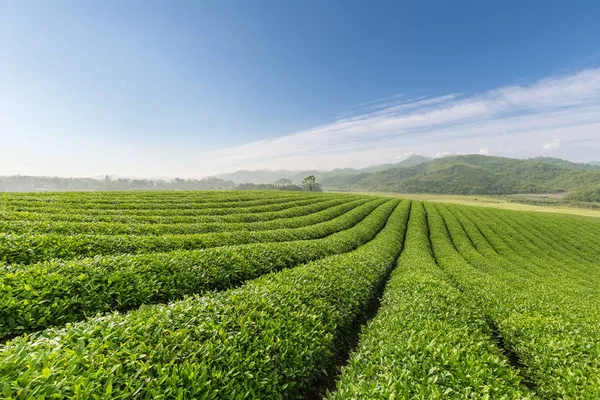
[302,175,318,191]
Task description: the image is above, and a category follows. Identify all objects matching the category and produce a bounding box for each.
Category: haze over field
[2,1,600,178]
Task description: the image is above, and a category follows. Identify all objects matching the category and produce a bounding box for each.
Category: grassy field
[1,190,599,398]
[350,191,600,218]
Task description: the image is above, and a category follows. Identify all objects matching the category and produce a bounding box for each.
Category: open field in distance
[347,191,600,218]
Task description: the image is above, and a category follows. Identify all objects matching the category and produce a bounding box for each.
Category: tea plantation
[1,191,599,399]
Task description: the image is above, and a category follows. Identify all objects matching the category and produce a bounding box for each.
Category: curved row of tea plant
[0,193,291,210]
[0,190,299,204]
[0,192,322,210]
[0,189,275,199]
[444,204,600,321]
[0,198,387,265]
[0,200,411,399]
[450,205,600,291]
[0,197,368,236]
[0,196,332,217]
[478,207,600,266]
[0,200,402,339]
[328,201,532,399]
[0,193,334,214]
[491,211,599,265]
[0,196,357,224]
[426,203,600,398]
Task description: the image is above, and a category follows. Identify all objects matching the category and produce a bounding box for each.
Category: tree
[274,178,293,187]
[302,175,318,191]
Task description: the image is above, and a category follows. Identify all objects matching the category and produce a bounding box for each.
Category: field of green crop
[1,190,599,399]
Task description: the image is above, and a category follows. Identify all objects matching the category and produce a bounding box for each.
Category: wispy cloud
[197,68,600,175]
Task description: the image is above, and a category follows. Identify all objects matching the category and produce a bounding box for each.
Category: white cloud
[542,140,561,150]
[435,152,453,158]
[3,67,600,178]
[196,68,600,176]
[393,152,414,160]
[477,148,490,155]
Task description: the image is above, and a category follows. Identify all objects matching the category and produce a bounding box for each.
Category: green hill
[327,155,600,197]
[564,184,600,203]
[213,155,600,201]
[359,155,431,173]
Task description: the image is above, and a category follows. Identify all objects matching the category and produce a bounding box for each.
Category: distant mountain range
[213,155,432,184]
[213,154,600,201]
[343,155,600,194]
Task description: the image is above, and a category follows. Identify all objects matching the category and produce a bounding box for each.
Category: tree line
[0,175,322,192]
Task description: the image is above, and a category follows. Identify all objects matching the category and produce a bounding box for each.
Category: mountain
[213,169,299,184]
[213,155,431,184]
[589,161,600,167]
[344,155,600,195]
[531,157,600,171]
[211,154,600,200]
[360,155,432,173]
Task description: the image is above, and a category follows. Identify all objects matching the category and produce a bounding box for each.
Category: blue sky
[1,0,600,177]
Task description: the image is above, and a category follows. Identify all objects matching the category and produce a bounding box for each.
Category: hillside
[532,157,600,171]
[564,184,600,203]
[343,155,600,195]
[212,154,600,200]
[359,155,432,173]
[213,155,600,198]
